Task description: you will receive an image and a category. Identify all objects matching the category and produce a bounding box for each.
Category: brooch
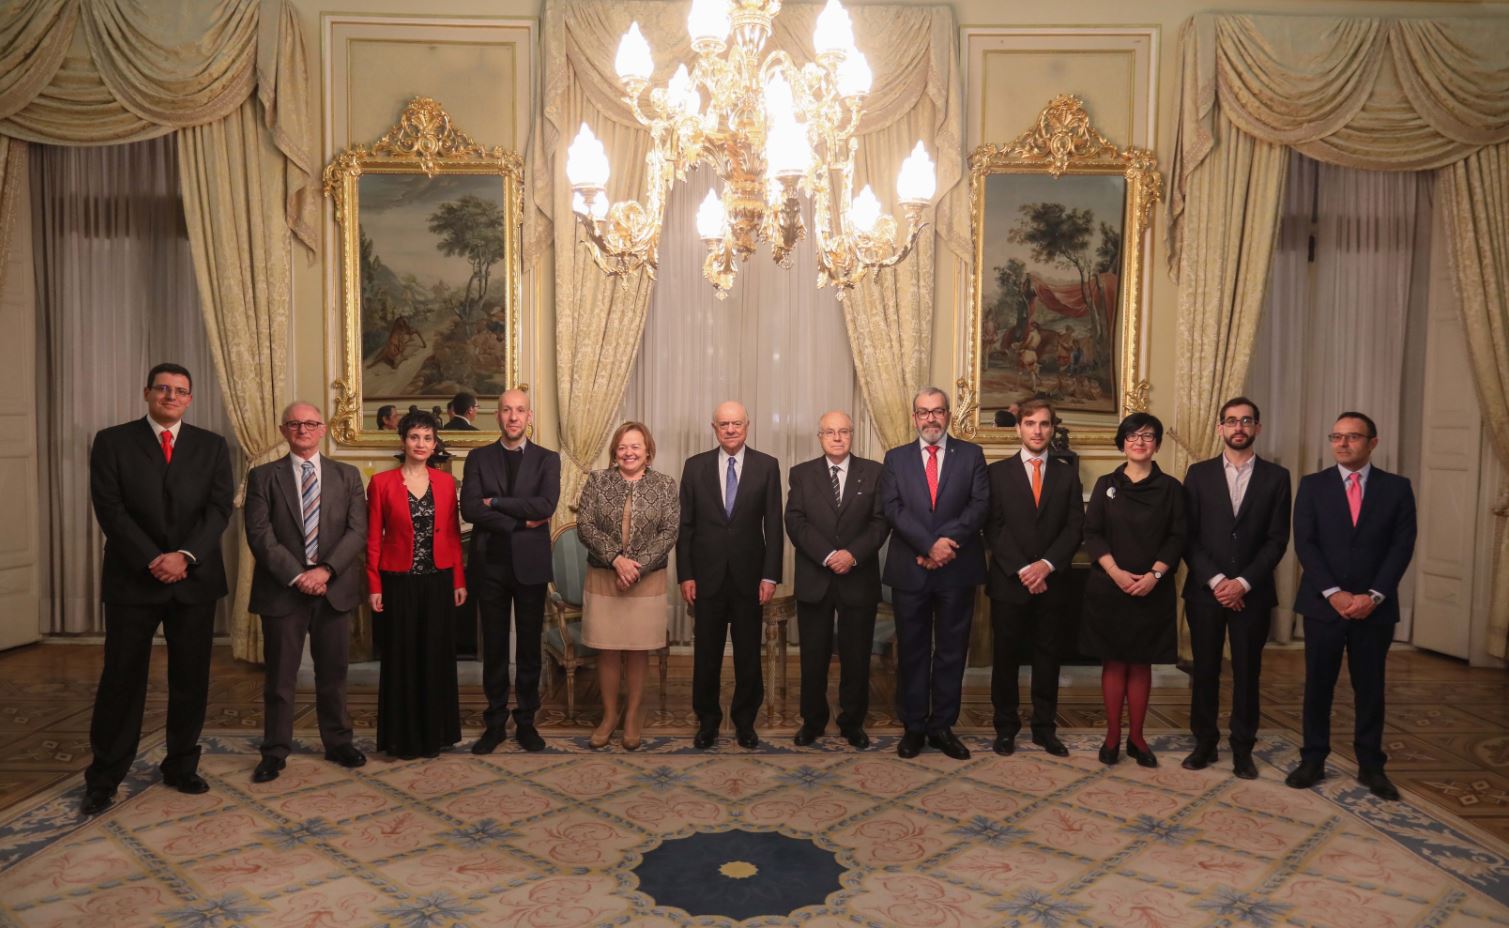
[1106,486,1117,500]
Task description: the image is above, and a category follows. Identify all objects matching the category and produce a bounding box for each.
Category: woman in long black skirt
[366,411,466,758]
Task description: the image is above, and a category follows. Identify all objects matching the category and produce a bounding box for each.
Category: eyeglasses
[1220,416,1257,428]
[149,385,191,398]
[913,407,947,420]
[1327,432,1369,444]
[714,420,747,430]
[282,420,325,432]
[818,428,853,438]
[1124,432,1159,445]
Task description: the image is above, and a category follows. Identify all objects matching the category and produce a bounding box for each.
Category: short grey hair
[280,401,323,422]
[911,386,949,412]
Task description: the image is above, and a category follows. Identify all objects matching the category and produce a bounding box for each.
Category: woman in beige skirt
[577,421,679,749]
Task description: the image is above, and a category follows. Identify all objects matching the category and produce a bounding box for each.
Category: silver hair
[911,386,949,412]
[280,401,323,422]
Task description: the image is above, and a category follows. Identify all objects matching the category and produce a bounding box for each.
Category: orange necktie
[160,429,173,465]
[1031,457,1042,507]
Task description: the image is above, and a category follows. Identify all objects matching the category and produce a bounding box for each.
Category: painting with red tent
[979,171,1126,415]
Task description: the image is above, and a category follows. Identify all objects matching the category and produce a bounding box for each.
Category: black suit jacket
[90,418,233,605]
[1181,455,1292,612]
[1292,465,1417,624]
[785,455,890,607]
[677,447,783,598]
[879,438,989,592]
[984,453,1084,605]
[444,416,479,431]
[244,455,368,614]
[459,440,561,585]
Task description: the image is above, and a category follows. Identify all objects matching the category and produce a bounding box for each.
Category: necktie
[301,460,320,564]
[1346,471,1362,526]
[1030,457,1043,507]
[925,444,940,509]
[724,456,738,519]
[160,429,173,464]
[830,464,842,505]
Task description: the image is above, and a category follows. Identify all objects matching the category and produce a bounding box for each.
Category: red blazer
[366,468,465,592]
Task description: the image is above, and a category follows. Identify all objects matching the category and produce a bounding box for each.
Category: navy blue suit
[880,437,989,734]
[1292,464,1416,770]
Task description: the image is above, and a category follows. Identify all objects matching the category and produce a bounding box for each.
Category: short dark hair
[1115,412,1164,451]
[1335,410,1377,438]
[398,409,441,441]
[146,362,192,392]
[1219,396,1260,423]
[451,391,477,416]
[376,404,396,429]
[1017,396,1056,422]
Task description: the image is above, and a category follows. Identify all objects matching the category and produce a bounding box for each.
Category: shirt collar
[146,416,182,442]
[288,450,320,466]
[1338,462,1372,482]
[500,436,528,452]
[720,445,747,467]
[1019,447,1047,465]
[825,453,851,470]
[1223,452,1256,473]
[918,434,948,454]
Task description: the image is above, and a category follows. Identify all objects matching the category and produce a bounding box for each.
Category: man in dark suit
[679,400,783,749]
[881,386,989,760]
[785,411,890,749]
[1181,396,1291,779]
[444,391,480,430]
[81,363,233,815]
[244,402,369,783]
[460,388,560,753]
[985,397,1083,758]
[1286,411,1416,800]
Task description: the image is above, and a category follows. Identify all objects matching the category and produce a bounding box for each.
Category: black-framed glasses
[1327,432,1368,444]
[149,385,191,398]
[283,420,325,431]
[913,407,947,420]
[1220,416,1257,427]
[1124,432,1159,444]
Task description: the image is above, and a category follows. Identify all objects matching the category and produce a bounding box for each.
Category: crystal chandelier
[564,0,937,299]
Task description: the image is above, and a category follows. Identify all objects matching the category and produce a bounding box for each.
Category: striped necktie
[301,460,320,564]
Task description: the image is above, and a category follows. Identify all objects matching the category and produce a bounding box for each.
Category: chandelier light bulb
[615,22,654,82]
[850,185,882,233]
[687,0,731,45]
[695,188,727,239]
[766,118,812,177]
[896,140,936,203]
[813,0,855,58]
[836,49,872,98]
[668,64,700,115]
[763,72,796,123]
[565,123,611,189]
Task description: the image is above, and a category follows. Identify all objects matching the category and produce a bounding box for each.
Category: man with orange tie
[1286,411,1416,800]
[984,398,1083,757]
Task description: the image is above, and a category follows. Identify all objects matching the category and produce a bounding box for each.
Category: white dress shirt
[1018,448,1055,575]
[1209,452,1257,593]
[917,433,948,480]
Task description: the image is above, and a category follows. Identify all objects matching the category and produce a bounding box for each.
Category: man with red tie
[1286,411,1416,800]
[82,363,233,815]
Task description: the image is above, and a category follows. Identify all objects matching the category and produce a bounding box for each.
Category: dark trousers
[796,593,876,733]
[259,599,353,760]
[1186,599,1269,752]
[474,559,547,730]
[893,585,975,734]
[85,600,215,792]
[990,595,1061,738]
[1301,615,1394,770]
[692,575,763,731]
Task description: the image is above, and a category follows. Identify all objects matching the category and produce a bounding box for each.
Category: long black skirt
[376,570,461,757]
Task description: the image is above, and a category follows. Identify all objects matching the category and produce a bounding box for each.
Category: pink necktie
[925,445,940,509]
[1347,472,1362,525]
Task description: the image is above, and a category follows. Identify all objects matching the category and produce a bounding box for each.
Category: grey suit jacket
[245,454,368,615]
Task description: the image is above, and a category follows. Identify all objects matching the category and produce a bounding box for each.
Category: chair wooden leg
[658,649,668,709]
[565,664,577,723]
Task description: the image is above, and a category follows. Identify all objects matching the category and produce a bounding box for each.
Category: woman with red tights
[1079,413,1185,767]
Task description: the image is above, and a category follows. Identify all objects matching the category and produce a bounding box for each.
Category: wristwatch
[1152,569,1164,580]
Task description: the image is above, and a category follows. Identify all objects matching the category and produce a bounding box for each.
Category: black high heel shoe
[1098,740,1120,765]
[1126,740,1158,768]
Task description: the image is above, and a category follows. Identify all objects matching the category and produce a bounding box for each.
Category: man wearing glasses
[82,363,233,815]
[243,403,369,784]
[879,387,989,760]
[1180,397,1291,779]
[785,411,890,749]
[1286,411,1416,800]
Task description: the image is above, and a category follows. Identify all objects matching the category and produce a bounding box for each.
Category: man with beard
[880,387,989,760]
[1180,397,1291,779]
[460,389,561,753]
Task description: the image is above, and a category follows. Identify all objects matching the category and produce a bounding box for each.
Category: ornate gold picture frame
[324,97,524,449]
[954,95,1161,453]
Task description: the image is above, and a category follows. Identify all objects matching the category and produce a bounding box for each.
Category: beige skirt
[581,567,668,651]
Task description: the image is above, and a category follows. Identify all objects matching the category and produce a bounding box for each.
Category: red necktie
[161,429,174,465]
[925,444,940,509]
[1031,458,1043,507]
[1347,471,1362,525]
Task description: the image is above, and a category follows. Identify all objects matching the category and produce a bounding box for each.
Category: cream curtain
[533,0,965,502]
[1440,144,1509,659]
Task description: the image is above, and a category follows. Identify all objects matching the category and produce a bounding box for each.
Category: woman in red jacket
[367,410,466,759]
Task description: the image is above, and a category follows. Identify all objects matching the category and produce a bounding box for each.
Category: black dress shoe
[1181,743,1218,771]
[324,744,367,768]
[253,757,286,783]
[897,731,925,758]
[1032,733,1069,757]
[793,726,822,746]
[842,728,870,750]
[80,786,114,816]
[162,771,210,795]
[1358,767,1400,801]
[471,728,506,755]
[993,735,1016,756]
[1098,741,1120,766]
[1233,753,1258,780]
[1126,741,1158,768]
[693,728,718,749]
[927,729,971,760]
[736,728,759,749]
[516,725,546,753]
[1285,761,1327,790]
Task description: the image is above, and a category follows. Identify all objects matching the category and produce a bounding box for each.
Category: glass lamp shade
[766,118,812,177]
[688,0,731,45]
[813,0,854,57]
[695,188,727,239]
[849,185,882,233]
[565,123,611,189]
[763,72,796,123]
[615,22,653,82]
[572,191,609,220]
[836,50,872,98]
[667,64,701,115]
[896,140,936,203]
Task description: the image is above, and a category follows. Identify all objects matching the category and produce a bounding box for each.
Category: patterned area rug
[0,730,1506,927]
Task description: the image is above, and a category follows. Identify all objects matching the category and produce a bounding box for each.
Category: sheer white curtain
[33,136,241,635]
[1248,152,1429,641]
[619,168,859,644]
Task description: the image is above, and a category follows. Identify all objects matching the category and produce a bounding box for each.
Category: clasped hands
[1017,559,1051,595]
[148,552,189,584]
[1106,561,1166,598]
[1212,578,1247,611]
[612,555,642,591]
[1327,590,1379,620]
[293,565,332,597]
[915,537,959,571]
